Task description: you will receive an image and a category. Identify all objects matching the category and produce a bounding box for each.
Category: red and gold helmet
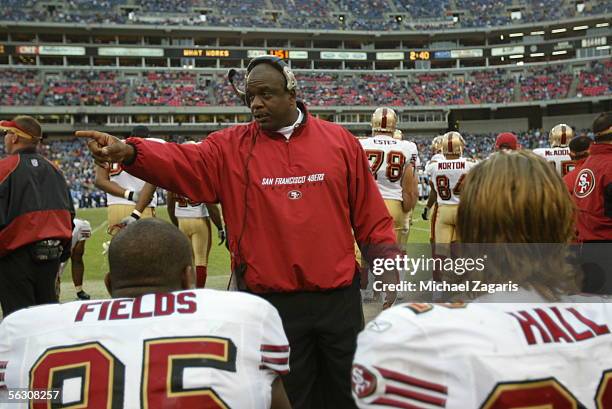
[441,131,465,155]
[371,107,398,135]
[431,135,444,154]
[549,124,573,148]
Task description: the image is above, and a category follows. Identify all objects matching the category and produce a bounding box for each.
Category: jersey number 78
[365,150,406,183]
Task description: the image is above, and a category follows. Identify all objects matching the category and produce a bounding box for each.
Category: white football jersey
[429,157,476,205]
[425,153,445,177]
[70,218,91,250]
[174,194,209,219]
[0,289,289,409]
[106,138,164,206]
[533,147,573,176]
[353,301,612,409]
[106,163,157,207]
[360,135,420,201]
[58,218,91,276]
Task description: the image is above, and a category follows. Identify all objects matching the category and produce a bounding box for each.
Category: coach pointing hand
[77,56,400,409]
[76,130,136,165]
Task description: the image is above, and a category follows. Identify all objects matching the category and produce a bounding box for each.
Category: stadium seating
[576,60,612,98]
[133,72,212,107]
[467,70,515,104]
[0,70,42,106]
[519,66,573,102]
[3,62,608,107]
[43,71,129,107]
[0,0,608,29]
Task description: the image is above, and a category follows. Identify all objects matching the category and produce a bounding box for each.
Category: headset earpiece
[245,55,297,92]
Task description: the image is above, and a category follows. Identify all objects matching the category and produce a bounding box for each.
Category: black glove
[421,207,429,221]
[218,228,226,245]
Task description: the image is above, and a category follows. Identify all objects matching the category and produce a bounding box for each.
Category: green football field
[59,203,431,302]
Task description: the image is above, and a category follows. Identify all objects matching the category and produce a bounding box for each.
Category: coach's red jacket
[563,158,587,193]
[123,103,397,293]
[571,143,612,242]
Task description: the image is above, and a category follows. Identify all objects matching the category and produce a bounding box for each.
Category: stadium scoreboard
[1,33,609,63]
[182,48,231,58]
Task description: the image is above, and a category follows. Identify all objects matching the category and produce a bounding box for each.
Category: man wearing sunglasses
[0,115,74,316]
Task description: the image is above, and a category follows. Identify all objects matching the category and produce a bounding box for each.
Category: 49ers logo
[287,190,302,200]
[574,168,595,198]
[351,364,377,398]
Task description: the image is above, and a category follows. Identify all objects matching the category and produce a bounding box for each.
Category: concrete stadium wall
[542,113,599,131]
[458,118,529,134]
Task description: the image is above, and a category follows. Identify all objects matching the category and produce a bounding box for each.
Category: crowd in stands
[0,70,42,106]
[43,71,129,106]
[133,72,212,106]
[519,65,573,101]
[577,60,612,98]
[2,62,610,107]
[411,74,465,105]
[1,128,594,208]
[0,0,608,30]
[467,70,515,104]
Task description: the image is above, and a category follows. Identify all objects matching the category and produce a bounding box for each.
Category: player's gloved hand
[421,206,429,221]
[218,228,226,245]
[123,189,140,203]
[120,210,141,227]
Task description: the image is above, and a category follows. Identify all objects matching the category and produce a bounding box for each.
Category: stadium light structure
[530,31,545,35]
[509,32,523,37]
[596,22,609,27]
[552,50,568,55]
[530,53,545,57]
[551,28,567,33]
[573,25,589,30]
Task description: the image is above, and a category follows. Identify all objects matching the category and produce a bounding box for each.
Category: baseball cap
[131,125,150,138]
[495,132,519,150]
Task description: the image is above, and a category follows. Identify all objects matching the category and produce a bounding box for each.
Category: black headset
[228,55,297,107]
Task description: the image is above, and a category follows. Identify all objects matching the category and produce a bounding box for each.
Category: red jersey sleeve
[123,136,222,203]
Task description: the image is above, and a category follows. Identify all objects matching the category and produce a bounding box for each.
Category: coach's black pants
[260,276,364,409]
[0,246,59,317]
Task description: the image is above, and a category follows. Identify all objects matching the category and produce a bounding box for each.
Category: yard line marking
[92,221,108,234]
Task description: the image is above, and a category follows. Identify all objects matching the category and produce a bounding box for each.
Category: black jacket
[0,147,74,257]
